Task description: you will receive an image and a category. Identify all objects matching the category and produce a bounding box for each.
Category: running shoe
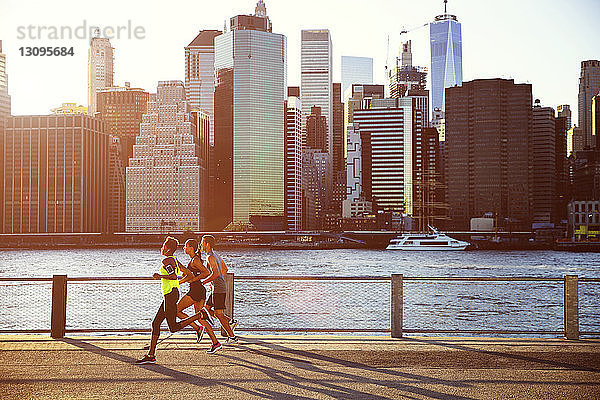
[230,319,238,332]
[195,327,205,343]
[224,336,238,345]
[206,342,222,354]
[135,354,156,365]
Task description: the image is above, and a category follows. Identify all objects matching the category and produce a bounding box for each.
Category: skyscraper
[96,83,149,232]
[185,30,222,144]
[593,93,600,150]
[578,60,600,148]
[214,1,287,230]
[557,104,572,129]
[285,87,303,231]
[388,41,427,98]
[445,79,532,231]
[306,106,327,151]
[1,114,108,233]
[331,82,346,217]
[301,29,332,156]
[0,41,11,121]
[341,56,373,97]
[88,33,114,115]
[126,81,202,232]
[430,0,462,114]
[353,97,425,216]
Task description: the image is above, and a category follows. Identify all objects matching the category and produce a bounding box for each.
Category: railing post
[564,275,579,340]
[391,274,403,338]
[51,275,67,338]
[222,272,234,336]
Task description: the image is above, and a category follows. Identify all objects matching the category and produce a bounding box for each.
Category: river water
[0,248,598,336]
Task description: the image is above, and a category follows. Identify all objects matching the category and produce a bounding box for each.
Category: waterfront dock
[1,334,599,399]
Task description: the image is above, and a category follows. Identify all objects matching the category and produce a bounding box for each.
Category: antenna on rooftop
[444,0,448,13]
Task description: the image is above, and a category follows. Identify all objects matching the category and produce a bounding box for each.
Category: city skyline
[1,0,599,123]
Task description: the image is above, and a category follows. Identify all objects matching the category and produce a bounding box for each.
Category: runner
[177,238,222,354]
[136,236,203,364]
[200,235,238,344]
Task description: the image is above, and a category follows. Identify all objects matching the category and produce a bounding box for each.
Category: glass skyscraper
[341,56,373,98]
[214,2,287,230]
[430,8,462,114]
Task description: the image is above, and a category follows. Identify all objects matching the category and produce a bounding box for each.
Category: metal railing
[0,274,598,339]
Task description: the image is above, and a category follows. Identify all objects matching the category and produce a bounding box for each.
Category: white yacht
[386,226,470,251]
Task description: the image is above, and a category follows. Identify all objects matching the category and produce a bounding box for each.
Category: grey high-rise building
[301,29,332,156]
[389,41,427,99]
[88,33,114,115]
[214,1,286,230]
[593,93,600,150]
[578,60,600,148]
[430,1,462,114]
[341,56,373,97]
[185,30,222,144]
[0,41,11,121]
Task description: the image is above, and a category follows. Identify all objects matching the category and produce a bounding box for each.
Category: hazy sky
[1,0,599,124]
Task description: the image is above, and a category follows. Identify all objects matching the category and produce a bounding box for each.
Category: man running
[136,236,204,365]
[200,235,238,344]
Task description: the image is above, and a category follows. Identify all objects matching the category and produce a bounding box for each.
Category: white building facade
[286,95,303,231]
[88,35,114,115]
[126,81,201,232]
[185,30,221,144]
[301,30,332,154]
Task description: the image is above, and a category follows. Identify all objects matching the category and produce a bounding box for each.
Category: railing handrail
[1,275,599,282]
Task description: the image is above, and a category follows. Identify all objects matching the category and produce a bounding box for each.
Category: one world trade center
[430,0,462,115]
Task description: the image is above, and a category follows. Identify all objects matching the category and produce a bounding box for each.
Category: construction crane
[385,22,428,72]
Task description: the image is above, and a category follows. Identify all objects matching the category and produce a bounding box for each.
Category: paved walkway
[1,334,599,399]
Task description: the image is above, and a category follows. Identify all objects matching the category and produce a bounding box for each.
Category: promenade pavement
[1,334,599,399]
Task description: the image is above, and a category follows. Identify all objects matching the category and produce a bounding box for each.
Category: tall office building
[593,93,600,150]
[331,82,346,216]
[96,84,149,232]
[389,41,428,98]
[185,30,222,144]
[578,60,600,148]
[285,87,303,231]
[344,84,385,141]
[96,84,149,163]
[126,81,202,232]
[567,126,585,157]
[430,1,462,114]
[301,29,332,156]
[353,97,425,216]
[214,1,287,230]
[341,56,373,97]
[302,149,332,230]
[108,136,126,232]
[557,104,572,129]
[0,41,11,121]
[306,106,327,151]
[88,34,114,115]
[532,101,565,225]
[446,79,532,231]
[1,115,108,233]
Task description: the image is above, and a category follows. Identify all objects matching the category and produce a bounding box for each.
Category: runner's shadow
[404,337,600,372]
[223,338,478,400]
[58,338,268,398]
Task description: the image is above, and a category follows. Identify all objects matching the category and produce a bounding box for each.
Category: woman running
[136,236,203,365]
[177,238,222,354]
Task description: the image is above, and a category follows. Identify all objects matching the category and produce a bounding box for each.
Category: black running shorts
[186,282,206,302]
[212,293,226,310]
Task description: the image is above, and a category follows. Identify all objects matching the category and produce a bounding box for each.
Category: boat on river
[386,226,470,251]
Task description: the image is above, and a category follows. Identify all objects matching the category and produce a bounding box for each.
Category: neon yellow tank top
[159,256,181,295]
